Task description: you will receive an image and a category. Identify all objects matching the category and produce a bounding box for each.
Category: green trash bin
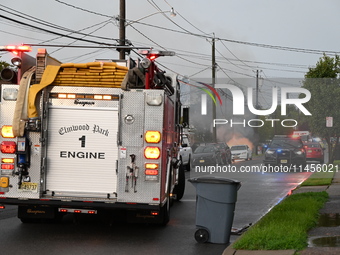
[189,176,241,244]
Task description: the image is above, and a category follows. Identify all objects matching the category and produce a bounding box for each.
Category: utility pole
[255,69,261,155]
[119,0,126,60]
[212,36,217,143]
[256,69,259,109]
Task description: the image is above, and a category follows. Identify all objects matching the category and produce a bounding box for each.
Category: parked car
[214,142,232,164]
[179,134,193,171]
[230,145,252,162]
[305,142,324,163]
[263,135,306,168]
[192,143,223,166]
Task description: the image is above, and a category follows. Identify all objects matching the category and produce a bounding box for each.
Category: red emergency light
[148,54,158,61]
[1,45,32,55]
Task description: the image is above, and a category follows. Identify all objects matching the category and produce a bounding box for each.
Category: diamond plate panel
[0,85,41,199]
[120,90,145,147]
[117,90,165,204]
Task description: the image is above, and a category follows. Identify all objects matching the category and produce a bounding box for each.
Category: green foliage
[233,192,329,250]
[0,55,11,72]
[301,54,340,163]
[305,55,340,79]
[301,160,339,186]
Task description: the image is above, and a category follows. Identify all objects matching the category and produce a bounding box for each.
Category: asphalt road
[0,156,312,255]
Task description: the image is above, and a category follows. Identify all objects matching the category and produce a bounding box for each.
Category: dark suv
[264,135,307,168]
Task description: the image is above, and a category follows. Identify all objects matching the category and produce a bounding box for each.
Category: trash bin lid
[188,176,241,185]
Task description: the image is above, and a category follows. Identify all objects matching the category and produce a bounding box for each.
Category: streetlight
[125,8,176,26]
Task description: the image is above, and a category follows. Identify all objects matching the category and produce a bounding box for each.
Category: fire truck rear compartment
[45,106,119,197]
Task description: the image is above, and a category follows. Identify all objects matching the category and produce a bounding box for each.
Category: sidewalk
[223,171,340,255]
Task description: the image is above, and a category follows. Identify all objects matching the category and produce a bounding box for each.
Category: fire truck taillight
[145,131,161,143]
[2,158,15,163]
[58,208,97,214]
[1,126,15,138]
[1,141,16,154]
[145,164,159,181]
[144,147,161,159]
[145,169,159,175]
[145,163,158,169]
[1,164,14,170]
[0,177,9,188]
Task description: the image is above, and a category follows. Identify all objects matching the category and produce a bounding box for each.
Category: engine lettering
[60,151,105,159]
[59,124,90,135]
[92,124,109,136]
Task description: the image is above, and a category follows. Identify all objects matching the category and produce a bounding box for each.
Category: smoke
[217,128,255,150]
[186,77,259,148]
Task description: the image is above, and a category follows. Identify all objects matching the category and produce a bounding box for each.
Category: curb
[222,172,338,255]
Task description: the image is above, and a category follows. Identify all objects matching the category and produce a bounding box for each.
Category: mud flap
[18,205,56,220]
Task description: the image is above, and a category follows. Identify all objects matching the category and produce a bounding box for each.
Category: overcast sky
[0,0,339,82]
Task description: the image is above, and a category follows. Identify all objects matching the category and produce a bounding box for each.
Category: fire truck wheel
[173,164,185,201]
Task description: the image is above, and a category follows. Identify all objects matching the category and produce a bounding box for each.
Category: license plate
[199,159,205,163]
[18,182,38,193]
[280,159,288,163]
[307,150,312,153]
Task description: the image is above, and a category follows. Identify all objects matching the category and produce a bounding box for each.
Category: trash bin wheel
[194,228,209,243]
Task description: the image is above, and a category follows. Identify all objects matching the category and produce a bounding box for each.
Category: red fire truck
[0,45,186,225]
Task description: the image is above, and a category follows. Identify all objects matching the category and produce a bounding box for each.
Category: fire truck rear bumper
[0,197,161,211]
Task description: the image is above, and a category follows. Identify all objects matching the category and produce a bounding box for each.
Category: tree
[302,54,340,163]
[0,56,11,81]
[0,57,11,72]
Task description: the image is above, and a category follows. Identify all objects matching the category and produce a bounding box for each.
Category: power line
[46,20,114,54]
[0,5,119,43]
[0,13,118,46]
[54,0,114,18]
[214,41,251,71]
[129,24,210,69]
[219,40,254,70]
[125,18,340,55]
[0,2,320,79]
[147,0,199,37]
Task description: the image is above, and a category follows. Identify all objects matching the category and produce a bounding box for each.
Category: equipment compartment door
[46,107,118,196]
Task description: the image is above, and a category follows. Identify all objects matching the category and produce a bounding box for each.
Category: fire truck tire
[173,164,185,201]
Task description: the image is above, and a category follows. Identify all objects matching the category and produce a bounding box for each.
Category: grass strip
[232,191,328,250]
[300,160,339,186]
